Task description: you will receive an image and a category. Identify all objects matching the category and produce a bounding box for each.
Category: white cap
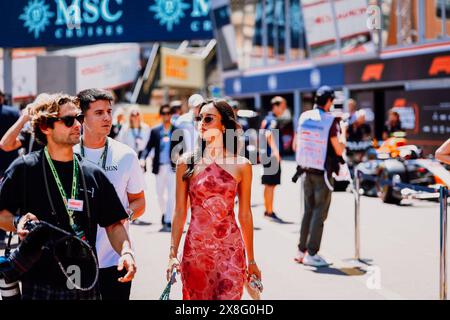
[188,94,205,109]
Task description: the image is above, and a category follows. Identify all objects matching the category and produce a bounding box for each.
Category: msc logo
[19,0,124,40]
[149,0,210,32]
[149,0,191,32]
[20,0,55,39]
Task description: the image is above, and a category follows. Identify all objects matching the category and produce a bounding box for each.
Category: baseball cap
[271,96,284,105]
[188,94,205,109]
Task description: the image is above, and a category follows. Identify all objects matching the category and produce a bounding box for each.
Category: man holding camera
[0,93,136,300]
[293,86,346,267]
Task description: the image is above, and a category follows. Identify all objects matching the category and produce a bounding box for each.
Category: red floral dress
[181,162,246,300]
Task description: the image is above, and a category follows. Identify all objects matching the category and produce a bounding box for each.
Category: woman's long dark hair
[182,99,242,180]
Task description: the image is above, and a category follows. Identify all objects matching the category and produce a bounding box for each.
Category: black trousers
[0,229,5,241]
[98,266,132,300]
[298,172,333,256]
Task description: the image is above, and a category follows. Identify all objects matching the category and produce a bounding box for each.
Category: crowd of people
[0,86,447,301]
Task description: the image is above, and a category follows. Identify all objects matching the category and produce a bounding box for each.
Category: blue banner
[0,0,213,48]
[224,64,345,96]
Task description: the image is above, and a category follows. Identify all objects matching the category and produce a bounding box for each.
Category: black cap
[315,86,335,107]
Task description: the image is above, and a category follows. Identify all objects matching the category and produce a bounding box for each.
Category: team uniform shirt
[74,137,145,269]
[0,150,128,288]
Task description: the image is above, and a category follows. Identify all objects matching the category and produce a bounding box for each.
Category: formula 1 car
[355,134,450,204]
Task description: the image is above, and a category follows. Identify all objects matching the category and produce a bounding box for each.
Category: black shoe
[264,212,285,224]
[160,223,171,233]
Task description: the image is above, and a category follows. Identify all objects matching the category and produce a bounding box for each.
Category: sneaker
[302,253,330,268]
[131,219,152,226]
[264,212,285,224]
[294,250,306,264]
[160,223,172,233]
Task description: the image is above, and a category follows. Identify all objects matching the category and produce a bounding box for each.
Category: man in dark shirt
[0,94,136,300]
[0,90,20,246]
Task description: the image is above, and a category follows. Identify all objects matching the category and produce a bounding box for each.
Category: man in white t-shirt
[174,94,205,153]
[75,89,146,300]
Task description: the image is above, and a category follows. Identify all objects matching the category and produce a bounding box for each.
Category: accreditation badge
[67,199,84,212]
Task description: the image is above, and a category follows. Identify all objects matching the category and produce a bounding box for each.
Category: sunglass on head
[194,115,215,124]
[49,114,84,127]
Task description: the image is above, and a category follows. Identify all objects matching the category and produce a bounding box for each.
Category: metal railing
[353,169,449,300]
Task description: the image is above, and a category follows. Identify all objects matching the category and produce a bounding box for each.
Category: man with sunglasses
[140,104,184,232]
[74,88,145,300]
[259,97,287,224]
[0,94,136,300]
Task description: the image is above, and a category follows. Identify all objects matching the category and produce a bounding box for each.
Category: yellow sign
[160,47,205,89]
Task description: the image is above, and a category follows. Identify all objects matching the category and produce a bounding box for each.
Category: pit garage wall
[345,50,450,156]
[384,89,450,155]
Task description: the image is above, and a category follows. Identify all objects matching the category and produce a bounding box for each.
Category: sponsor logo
[429,56,450,76]
[361,63,384,82]
[19,0,124,40]
[20,0,55,39]
[149,0,211,33]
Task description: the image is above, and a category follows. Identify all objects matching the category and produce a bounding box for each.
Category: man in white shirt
[174,94,205,153]
[75,89,146,300]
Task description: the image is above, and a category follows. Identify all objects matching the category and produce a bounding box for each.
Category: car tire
[377,170,401,205]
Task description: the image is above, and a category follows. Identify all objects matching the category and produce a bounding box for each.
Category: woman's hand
[247,262,262,282]
[166,257,181,282]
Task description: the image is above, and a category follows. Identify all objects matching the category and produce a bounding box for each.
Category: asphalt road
[130,160,446,300]
[1,160,445,300]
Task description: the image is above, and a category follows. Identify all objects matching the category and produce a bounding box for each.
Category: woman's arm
[237,161,262,280]
[166,158,189,280]
[436,139,450,165]
[169,159,189,259]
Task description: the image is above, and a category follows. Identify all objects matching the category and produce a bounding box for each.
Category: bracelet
[121,250,135,259]
[248,260,257,265]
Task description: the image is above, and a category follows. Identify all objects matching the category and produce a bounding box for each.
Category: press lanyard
[44,147,84,239]
[80,138,109,170]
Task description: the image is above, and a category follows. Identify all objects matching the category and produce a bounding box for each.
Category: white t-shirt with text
[74,137,145,268]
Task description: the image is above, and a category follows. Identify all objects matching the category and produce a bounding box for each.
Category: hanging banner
[302,0,369,47]
[160,47,205,89]
[0,0,213,48]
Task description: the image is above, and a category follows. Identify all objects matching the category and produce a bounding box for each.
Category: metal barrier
[353,169,448,300]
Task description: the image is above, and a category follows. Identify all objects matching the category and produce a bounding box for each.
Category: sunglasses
[49,114,84,127]
[160,111,171,116]
[195,115,215,124]
[131,112,140,117]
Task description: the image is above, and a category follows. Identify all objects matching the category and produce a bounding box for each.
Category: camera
[0,256,21,300]
[0,273,21,300]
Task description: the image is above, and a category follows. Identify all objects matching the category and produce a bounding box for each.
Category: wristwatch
[126,208,135,221]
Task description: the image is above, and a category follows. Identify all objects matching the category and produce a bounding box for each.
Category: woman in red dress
[167,99,261,300]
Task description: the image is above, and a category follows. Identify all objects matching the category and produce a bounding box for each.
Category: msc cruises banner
[0,0,213,47]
